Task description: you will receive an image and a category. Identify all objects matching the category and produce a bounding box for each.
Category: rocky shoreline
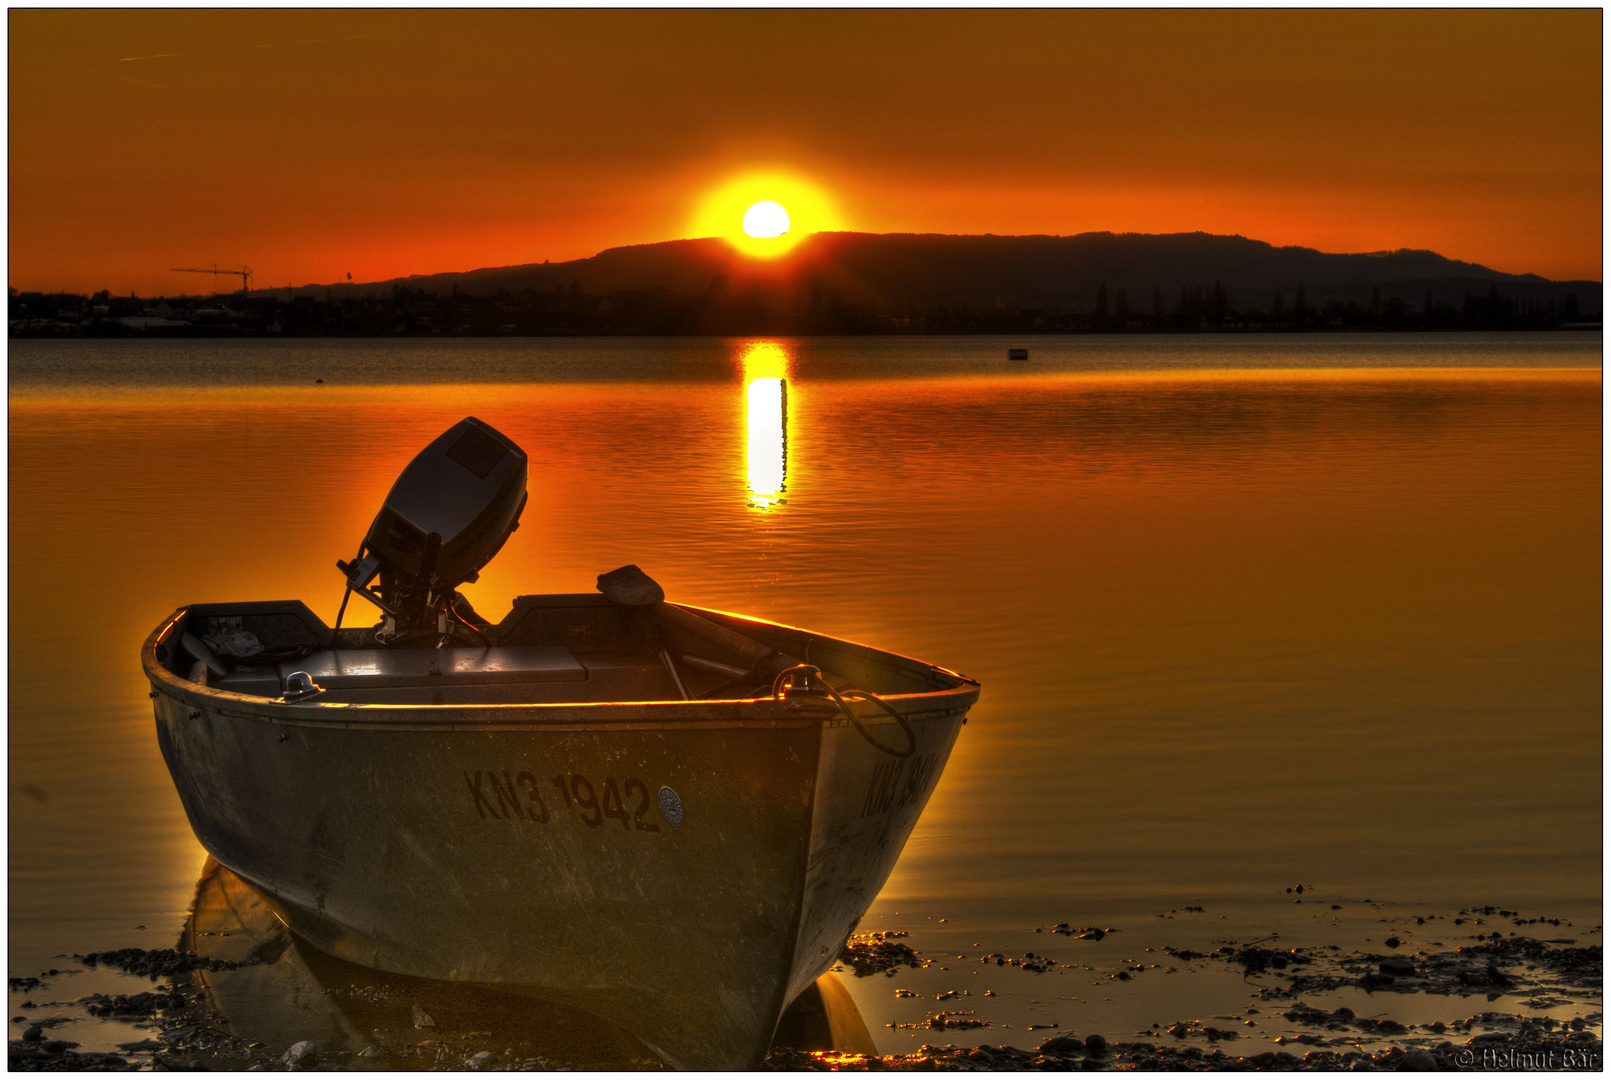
[8,901,1602,1071]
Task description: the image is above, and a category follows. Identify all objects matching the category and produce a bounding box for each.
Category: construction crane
[169,264,253,294]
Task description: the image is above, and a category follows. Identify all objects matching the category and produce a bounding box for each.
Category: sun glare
[743,201,790,239]
[690,173,844,258]
[741,344,791,509]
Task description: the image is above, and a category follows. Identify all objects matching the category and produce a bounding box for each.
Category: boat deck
[213,647,745,705]
[155,594,960,708]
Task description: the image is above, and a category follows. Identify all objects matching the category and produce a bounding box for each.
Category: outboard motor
[336,417,527,643]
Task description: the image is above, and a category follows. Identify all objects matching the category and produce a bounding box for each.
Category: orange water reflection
[741,342,790,510]
[8,362,1602,995]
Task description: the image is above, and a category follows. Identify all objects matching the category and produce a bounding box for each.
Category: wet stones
[1456,963,1513,988]
[8,1042,130,1071]
[1037,923,1118,939]
[82,989,187,1018]
[1231,945,1313,973]
[1379,956,1416,976]
[976,950,1058,972]
[116,1040,164,1053]
[1020,952,1054,973]
[76,949,235,978]
[279,1040,316,1066]
[153,1052,208,1070]
[1037,1035,1084,1055]
[1402,1048,1437,1071]
[839,932,924,978]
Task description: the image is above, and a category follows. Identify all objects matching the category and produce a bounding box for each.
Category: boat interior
[150,418,966,710]
[153,595,956,707]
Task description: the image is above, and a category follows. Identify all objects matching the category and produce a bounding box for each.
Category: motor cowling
[339,417,527,637]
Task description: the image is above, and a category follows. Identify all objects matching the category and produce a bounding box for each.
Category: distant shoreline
[9,325,1602,341]
[11,231,1600,339]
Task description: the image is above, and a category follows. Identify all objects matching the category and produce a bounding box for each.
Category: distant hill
[268,232,1601,318]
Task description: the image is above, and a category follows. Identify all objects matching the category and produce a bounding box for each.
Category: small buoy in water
[1008,348,1029,361]
[316,378,323,384]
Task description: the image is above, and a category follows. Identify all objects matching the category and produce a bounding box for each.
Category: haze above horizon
[10,9,1601,296]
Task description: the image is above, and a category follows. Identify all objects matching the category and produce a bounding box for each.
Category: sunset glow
[691,175,843,258]
[6,10,1601,293]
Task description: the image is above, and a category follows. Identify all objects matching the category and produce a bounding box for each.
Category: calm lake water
[8,333,1602,1055]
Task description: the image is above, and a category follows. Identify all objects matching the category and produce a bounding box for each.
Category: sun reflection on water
[741,343,790,510]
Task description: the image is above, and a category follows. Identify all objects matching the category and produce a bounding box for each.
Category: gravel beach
[9,882,1600,1072]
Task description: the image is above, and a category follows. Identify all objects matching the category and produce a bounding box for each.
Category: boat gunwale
[142,606,980,731]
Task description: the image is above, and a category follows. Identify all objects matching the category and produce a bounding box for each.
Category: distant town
[7,279,1597,339]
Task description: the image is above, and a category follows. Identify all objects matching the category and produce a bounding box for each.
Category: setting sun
[689,173,844,257]
[742,201,790,239]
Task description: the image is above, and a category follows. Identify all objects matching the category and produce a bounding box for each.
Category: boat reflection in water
[181,858,877,1070]
[742,343,789,510]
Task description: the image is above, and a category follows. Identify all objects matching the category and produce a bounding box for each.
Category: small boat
[143,417,979,1070]
[1007,347,1029,360]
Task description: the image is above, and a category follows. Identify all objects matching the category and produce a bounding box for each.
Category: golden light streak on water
[741,343,790,510]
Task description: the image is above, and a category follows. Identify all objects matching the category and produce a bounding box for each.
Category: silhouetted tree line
[8,278,1595,338]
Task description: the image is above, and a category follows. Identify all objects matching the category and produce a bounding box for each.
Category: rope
[772,664,916,759]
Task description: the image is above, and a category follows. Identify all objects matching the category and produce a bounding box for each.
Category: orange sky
[9,9,1602,296]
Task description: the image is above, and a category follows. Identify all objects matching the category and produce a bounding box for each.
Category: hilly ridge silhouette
[274,230,1600,316]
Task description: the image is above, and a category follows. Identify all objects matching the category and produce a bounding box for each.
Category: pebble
[280,1040,317,1066]
[1379,957,1416,975]
[468,1050,495,1069]
[358,1045,385,1059]
[412,1003,436,1028]
[1038,1035,1084,1055]
[1403,1048,1437,1070]
[22,1023,43,1042]
[1084,1033,1107,1053]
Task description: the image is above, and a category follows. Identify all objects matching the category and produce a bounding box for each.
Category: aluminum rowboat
[143,593,978,1069]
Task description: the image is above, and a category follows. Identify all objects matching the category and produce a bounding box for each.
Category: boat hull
[145,605,975,1069]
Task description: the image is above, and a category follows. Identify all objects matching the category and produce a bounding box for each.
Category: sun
[743,201,790,239]
[689,173,844,258]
